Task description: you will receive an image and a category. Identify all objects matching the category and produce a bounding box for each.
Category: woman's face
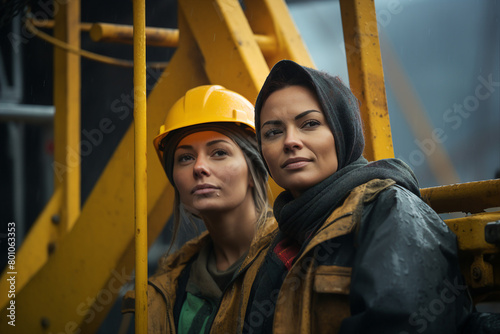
[173,131,254,216]
[260,85,338,197]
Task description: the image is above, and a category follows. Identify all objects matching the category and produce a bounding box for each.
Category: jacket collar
[148,215,278,299]
[294,179,395,266]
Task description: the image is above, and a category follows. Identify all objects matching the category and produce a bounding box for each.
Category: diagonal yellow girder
[179,0,269,99]
[245,0,315,69]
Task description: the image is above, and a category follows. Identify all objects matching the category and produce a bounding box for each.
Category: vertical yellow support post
[133,0,148,332]
[339,0,394,161]
[53,0,80,230]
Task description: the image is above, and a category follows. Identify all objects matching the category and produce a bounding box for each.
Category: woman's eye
[177,154,194,163]
[263,128,282,138]
[212,149,228,158]
[302,119,320,128]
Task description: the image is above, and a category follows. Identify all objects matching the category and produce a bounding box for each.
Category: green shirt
[178,240,247,334]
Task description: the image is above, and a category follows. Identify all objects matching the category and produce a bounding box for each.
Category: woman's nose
[193,157,211,178]
[283,130,303,153]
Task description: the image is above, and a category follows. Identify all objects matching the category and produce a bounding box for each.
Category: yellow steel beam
[447,212,500,254]
[244,0,315,68]
[53,0,81,231]
[241,0,315,68]
[179,0,268,100]
[423,180,500,300]
[339,0,394,161]
[90,22,180,47]
[422,179,500,214]
[0,187,61,310]
[133,0,148,332]
[89,22,279,57]
[444,212,500,296]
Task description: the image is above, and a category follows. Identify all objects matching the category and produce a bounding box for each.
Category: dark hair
[255,60,364,170]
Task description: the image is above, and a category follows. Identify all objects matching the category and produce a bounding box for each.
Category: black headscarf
[255,59,364,170]
[254,60,420,242]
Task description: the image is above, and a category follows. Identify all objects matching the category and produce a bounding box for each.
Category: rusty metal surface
[339,0,394,161]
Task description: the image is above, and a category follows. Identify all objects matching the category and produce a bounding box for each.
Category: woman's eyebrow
[176,139,230,151]
[261,110,320,128]
[206,139,231,147]
[175,144,192,151]
[261,120,283,128]
[295,109,320,120]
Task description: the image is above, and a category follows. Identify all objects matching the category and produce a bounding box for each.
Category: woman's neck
[201,196,257,271]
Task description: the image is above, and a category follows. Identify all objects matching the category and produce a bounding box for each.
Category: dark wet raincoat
[243,178,472,333]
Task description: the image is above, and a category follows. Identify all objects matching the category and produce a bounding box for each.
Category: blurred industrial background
[0,0,499,332]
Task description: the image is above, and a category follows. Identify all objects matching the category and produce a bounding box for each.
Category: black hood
[255,60,420,205]
[255,59,364,170]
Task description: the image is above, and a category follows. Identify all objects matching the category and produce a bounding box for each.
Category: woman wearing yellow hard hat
[123,85,277,333]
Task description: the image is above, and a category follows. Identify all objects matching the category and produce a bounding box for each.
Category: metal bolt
[51,214,60,225]
[472,267,482,281]
[41,317,50,329]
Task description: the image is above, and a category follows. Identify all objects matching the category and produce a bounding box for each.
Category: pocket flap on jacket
[314,265,352,295]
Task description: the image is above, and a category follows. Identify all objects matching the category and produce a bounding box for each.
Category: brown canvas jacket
[270,179,395,334]
[122,215,278,334]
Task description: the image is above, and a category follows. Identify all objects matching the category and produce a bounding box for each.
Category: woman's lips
[191,184,219,195]
[281,157,311,170]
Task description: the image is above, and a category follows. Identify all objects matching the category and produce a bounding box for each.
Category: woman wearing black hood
[242,60,473,334]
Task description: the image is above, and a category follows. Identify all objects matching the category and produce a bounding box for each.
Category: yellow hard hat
[153,85,255,167]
